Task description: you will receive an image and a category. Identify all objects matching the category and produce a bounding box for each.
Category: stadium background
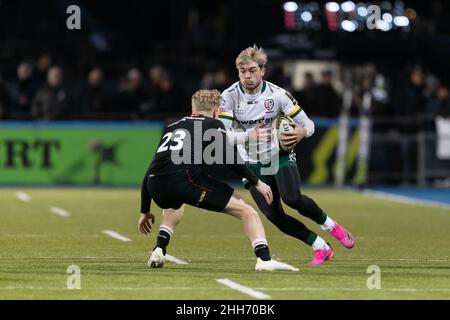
[1,0,449,300]
[1,0,449,191]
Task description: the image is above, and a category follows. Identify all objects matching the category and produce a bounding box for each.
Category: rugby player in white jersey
[217,46,354,265]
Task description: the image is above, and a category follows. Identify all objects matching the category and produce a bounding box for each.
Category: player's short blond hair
[235,45,268,69]
[191,89,221,112]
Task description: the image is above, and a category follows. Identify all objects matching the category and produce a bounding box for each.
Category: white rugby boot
[148,247,166,268]
[255,258,299,272]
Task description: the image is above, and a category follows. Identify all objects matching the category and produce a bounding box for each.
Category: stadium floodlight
[376,19,391,31]
[382,13,393,24]
[283,2,299,12]
[393,16,409,27]
[301,11,313,22]
[325,2,340,12]
[341,20,357,32]
[357,6,368,17]
[341,1,356,13]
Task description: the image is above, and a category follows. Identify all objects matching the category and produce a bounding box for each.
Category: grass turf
[0,187,449,300]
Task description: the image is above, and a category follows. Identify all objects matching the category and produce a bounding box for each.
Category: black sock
[155,230,171,255]
[254,244,271,261]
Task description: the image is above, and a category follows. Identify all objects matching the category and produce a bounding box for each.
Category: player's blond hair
[191,89,221,112]
[235,45,268,69]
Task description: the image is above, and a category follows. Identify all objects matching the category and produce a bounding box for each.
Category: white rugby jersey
[218,80,314,162]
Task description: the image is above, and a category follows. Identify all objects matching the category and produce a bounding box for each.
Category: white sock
[311,236,330,251]
[251,238,268,250]
[320,217,335,232]
[159,225,174,236]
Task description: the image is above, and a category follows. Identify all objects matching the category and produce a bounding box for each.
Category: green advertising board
[0,122,163,185]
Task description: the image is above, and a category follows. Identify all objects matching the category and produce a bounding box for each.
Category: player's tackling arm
[218,90,250,145]
[139,171,155,234]
[213,120,273,204]
[140,172,152,214]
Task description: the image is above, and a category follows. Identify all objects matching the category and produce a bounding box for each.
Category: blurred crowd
[0,53,449,124]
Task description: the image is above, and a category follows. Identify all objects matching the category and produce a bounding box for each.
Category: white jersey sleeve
[218,88,249,145]
[277,90,315,138]
[218,89,235,128]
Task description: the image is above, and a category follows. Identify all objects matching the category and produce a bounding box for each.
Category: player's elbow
[306,120,315,138]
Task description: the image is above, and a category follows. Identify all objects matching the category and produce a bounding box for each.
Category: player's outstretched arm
[253,180,273,205]
[139,171,155,234]
[138,212,155,235]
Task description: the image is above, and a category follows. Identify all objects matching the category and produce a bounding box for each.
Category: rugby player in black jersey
[139,89,298,271]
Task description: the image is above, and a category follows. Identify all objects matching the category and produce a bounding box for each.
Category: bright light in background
[341,20,357,32]
[376,20,391,32]
[382,13,393,23]
[283,2,298,12]
[325,2,340,12]
[357,6,368,17]
[301,11,313,22]
[341,1,356,13]
[393,16,410,27]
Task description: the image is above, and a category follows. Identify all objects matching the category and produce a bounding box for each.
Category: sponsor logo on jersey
[235,117,274,125]
[264,99,274,111]
[247,100,258,105]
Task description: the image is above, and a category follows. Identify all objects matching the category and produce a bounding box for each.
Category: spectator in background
[427,83,450,118]
[35,53,52,87]
[114,68,148,119]
[295,72,316,112]
[200,68,231,91]
[146,67,186,117]
[81,67,107,118]
[310,70,341,117]
[394,66,426,120]
[0,74,12,119]
[7,61,38,115]
[32,66,69,120]
[393,66,427,184]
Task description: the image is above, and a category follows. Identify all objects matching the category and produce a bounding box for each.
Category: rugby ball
[272,115,295,152]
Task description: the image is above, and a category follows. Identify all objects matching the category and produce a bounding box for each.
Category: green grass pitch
[1,187,449,300]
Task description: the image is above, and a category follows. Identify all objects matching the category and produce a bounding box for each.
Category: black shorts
[147,168,234,212]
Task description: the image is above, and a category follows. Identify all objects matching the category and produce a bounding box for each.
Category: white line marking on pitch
[255,287,450,293]
[1,286,449,293]
[364,190,450,210]
[50,207,71,217]
[216,279,271,299]
[165,255,188,265]
[16,192,31,202]
[102,230,131,242]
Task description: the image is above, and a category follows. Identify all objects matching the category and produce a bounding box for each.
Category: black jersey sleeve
[209,119,259,187]
[140,168,152,213]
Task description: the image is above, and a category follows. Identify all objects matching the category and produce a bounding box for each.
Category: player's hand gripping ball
[272,115,295,152]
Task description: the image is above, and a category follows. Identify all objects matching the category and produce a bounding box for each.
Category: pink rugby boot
[310,244,334,265]
[330,223,354,249]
